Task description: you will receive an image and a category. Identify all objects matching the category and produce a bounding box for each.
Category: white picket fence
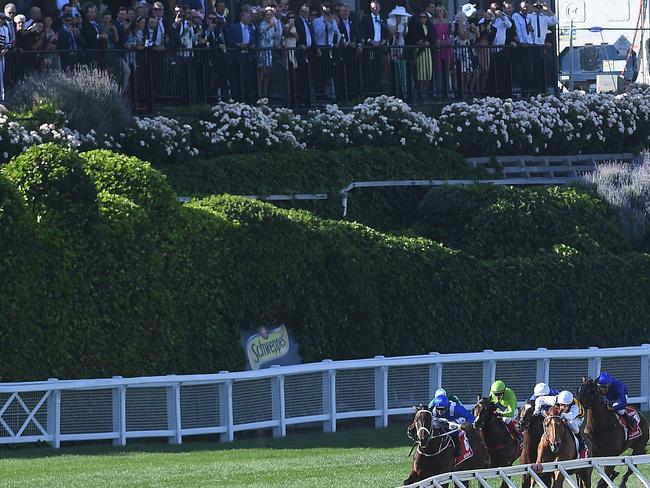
[0,345,649,448]
[400,455,650,488]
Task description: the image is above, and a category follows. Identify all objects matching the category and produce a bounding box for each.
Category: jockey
[428,387,464,409]
[597,372,637,428]
[534,390,586,453]
[489,380,520,440]
[431,394,474,457]
[530,382,560,401]
[431,394,475,425]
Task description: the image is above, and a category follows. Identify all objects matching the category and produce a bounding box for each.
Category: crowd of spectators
[0,0,559,103]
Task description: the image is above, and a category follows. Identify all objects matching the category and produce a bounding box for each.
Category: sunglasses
[153,7,163,10]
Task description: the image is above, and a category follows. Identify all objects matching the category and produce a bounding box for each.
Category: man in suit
[336,3,359,101]
[57,12,84,69]
[295,3,315,105]
[213,0,229,25]
[81,3,101,53]
[227,8,256,101]
[151,1,171,50]
[360,0,389,94]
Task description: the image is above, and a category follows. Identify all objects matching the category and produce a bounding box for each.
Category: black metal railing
[3,45,557,110]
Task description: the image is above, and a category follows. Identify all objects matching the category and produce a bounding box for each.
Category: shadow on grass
[0,420,412,460]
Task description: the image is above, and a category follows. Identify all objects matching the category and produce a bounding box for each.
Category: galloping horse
[518,400,545,488]
[577,377,649,488]
[472,397,521,487]
[534,410,592,488]
[404,405,487,485]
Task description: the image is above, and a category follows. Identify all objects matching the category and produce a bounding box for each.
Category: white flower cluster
[123,116,199,161]
[438,86,650,156]
[0,113,42,160]
[306,104,354,148]
[197,99,306,152]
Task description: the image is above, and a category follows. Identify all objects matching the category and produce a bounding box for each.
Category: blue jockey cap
[433,394,450,408]
[597,372,613,385]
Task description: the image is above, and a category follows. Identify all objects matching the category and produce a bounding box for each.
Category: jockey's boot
[576,433,585,454]
[625,411,638,429]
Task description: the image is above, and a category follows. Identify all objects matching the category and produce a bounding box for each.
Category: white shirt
[0,24,10,49]
[529,12,557,45]
[371,14,381,43]
[512,12,531,44]
[313,16,339,47]
[492,16,512,46]
[155,18,165,46]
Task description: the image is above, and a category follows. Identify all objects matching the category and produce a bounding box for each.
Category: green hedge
[1,145,648,381]
[407,185,629,258]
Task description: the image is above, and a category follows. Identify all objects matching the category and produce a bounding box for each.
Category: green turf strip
[0,424,648,488]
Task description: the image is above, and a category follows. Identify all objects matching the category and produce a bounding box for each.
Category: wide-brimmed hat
[461,3,477,17]
[388,6,411,17]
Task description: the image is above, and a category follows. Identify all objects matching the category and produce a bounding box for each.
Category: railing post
[536,347,550,385]
[219,376,234,442]
[46,378,60,448]
[322,360,336,433]
[167,380,182,445]
[588,347,601,379]
[374,357,388,428]
[112,376,126,446]
[429,352,442,403]
[271,366,286,438]
[641,344,650,411]
[482,350,496,397]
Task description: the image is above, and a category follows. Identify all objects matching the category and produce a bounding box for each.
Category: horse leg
[552,469,564,488]
[522,473,531,488]
[577,468,592,488]
[404,470,419,485]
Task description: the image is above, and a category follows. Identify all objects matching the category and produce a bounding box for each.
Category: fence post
[374,357,388,428]
[46,378,60,448]
[112,376,126,446]
[588,347,601,379]
[271,366,286,438]
[641,344,650,411]
[219,377,234,442]
[322,360,336,433]
[536,347,550,385]
[428,352,442,403]
[167,380,182,445]
[482,350,496,397]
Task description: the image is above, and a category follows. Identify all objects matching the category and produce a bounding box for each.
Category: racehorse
[533,410,592,488]
[404,405,487,485]
[577,377,649,488]
[472,396,521,488]
[518,400,545,488]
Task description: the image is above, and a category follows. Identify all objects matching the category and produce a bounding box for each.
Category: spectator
[144,15,159,48]
[476,10,494,91]
[502,1,517,44]
[213,0,229,25]
[512,1,531,45]
[151,2,170,49]
[4,4,17,46]
[432,3,451,93]
[528,0,556,45]
[490,3,513,96]
[361,0,389,94]
[114,7,129,48]
[295,3,314,105]
[227,8,256,101]
[24,7,42,30]
[0,14,11,101]
[454,3,479,93]
[14,15,33,50]
[257,6,280,98]
[406,8,432,99]
[282,10,297,68]
[386,5,409,97]
[313,3,339,100]
[204,12,229,101]
[124,14,145,74]
[337,3,358,46]
[57,12,83,69]
[81,4,102,51]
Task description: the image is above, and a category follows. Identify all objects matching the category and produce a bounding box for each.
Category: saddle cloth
[455,429,474,464]
[618,406,642,441]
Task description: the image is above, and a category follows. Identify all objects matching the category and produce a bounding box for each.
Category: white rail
[0,345,649,448]
[400,455,650,488]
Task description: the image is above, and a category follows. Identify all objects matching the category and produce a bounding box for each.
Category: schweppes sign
[245,325,291,370]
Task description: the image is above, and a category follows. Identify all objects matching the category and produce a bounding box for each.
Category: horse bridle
[542,414,565,451]
[412,409,459,457]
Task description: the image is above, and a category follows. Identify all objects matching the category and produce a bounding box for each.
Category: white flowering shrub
[0,113,42,163]
[351,96,440,147]
[305,104,354,149]
[197,99,305,155]
[122,116,198,163]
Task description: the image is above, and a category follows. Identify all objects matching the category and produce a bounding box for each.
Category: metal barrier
[0,345,648,449]
[3,44,557,109]
[400,455,650,488]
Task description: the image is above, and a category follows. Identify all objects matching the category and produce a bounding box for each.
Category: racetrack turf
[0,423,648,487]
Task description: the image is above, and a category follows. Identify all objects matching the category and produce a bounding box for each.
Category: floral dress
[257,19,281,68]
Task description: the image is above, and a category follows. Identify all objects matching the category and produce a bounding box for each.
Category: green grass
[0,424,648,488]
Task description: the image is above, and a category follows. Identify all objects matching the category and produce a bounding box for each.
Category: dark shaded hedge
[1,145,648,381]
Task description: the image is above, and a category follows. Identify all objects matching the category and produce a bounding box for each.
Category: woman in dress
[387,6,410,98]
[432,4,451,92]
[406,9,432,99]
[257,6,281,98]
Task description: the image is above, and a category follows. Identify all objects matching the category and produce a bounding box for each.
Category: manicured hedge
[1,145,648,381]
[408,185,629,258]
